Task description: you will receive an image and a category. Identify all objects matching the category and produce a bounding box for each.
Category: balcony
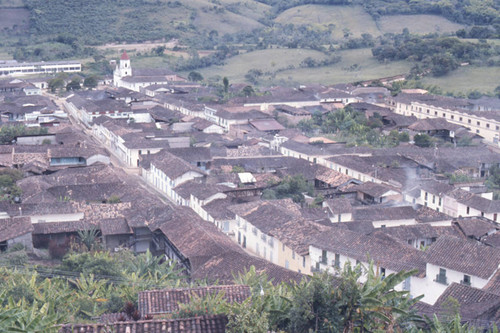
[460,279,471,286]
[435,274,448,285]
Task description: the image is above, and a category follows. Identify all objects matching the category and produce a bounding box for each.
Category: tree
[83,75,98,89]
[66,77,81,91]
[48,77,65,93]
[188,71,203,82]
[414,133,433,147]
[223,76,229,94]
[242,85,255,97]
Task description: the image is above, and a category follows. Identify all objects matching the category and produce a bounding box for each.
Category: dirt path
[95,40,179,52]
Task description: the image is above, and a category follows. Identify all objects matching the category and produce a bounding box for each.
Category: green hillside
[195,48,330,82]
[275,5,380,38]
[378,14,466,35]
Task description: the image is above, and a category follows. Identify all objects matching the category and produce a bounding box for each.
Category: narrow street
[47,90,174,207]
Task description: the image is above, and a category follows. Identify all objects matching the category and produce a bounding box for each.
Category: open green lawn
[194,48,330,82]
[421,66,500,94]
[275,5,380,39]
[377,15,465,35]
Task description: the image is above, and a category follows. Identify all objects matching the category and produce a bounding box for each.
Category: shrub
[48,238,70,259]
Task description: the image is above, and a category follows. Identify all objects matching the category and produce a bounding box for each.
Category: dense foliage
[296,107,409,148]
[372,33,497,76]
[0,125,48,145]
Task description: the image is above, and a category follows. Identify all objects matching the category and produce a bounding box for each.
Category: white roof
[238,172,256,184]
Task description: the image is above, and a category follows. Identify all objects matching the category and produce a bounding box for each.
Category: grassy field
[184,0,264,35]
[377,15,465,35]
[194,48,330,82]
[421,66,499,94]
[193,47,413,85]
[270,48,412,85]
[0,7,29,31]
[275,5,380,39]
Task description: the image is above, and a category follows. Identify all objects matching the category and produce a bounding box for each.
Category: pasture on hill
[275,5,380,39]
[194,47,413,86]
[193,48,330,82]
[377,15,466,35]
[270,48,413,86]
[421,66,500,95]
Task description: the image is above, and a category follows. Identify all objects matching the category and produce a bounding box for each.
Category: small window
[462,274,471,286]
[487,124,490,128]
[477,121,480,126]
[468,119,471,124]
[459,117,463,121]
[303,256,306,268]
[467,206,470,214]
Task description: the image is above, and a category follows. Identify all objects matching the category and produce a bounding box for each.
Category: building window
[436,268,447,285]
[334,253,340,268]
[438,197,441,206]
[468,119,471,124]
[292,250,296,260]
[462,275,471,286]
[426,109,429,114]
[459,117,463,121]
[435,111,438,116]
[424,192,428,201]
[432,195,435,204]
[467,206,470,214]
[442,113,446,117]
[451,115,454,120]
[476,130,480,134]
[252,227,257,236]
[380,267,386,279]
[487,124,490,129]
[496,126,499,131]
[303,256,306,268]
[321,250,327,265]
[477,121,480,126]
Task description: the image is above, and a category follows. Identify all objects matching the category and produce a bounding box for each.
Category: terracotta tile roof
[32,220,96,235]
[150,149,206,180]
[433,283,500,323]
[228,199,301,234]
[138,285,250,315]
[310,228,426,274]
[99,217,132,236]
[323,198,353,214]
[484,269,500,296]
[350,182,400,198]
[371,224,460,245]
[201,198,235,220]
[151,206,302,284]
[174,181,226,201]
[408,118,463,131]
[120,51,129,60]
[352,205,417,222]
[425,236,500,279]
[415,206,452,223]
[59,314,228,333]
[454,217,498,239]
[0,216,33,242]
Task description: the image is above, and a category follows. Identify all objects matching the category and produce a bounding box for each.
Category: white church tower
[113,51,132,87]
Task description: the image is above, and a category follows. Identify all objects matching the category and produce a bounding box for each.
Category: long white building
[0,60,81,76]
